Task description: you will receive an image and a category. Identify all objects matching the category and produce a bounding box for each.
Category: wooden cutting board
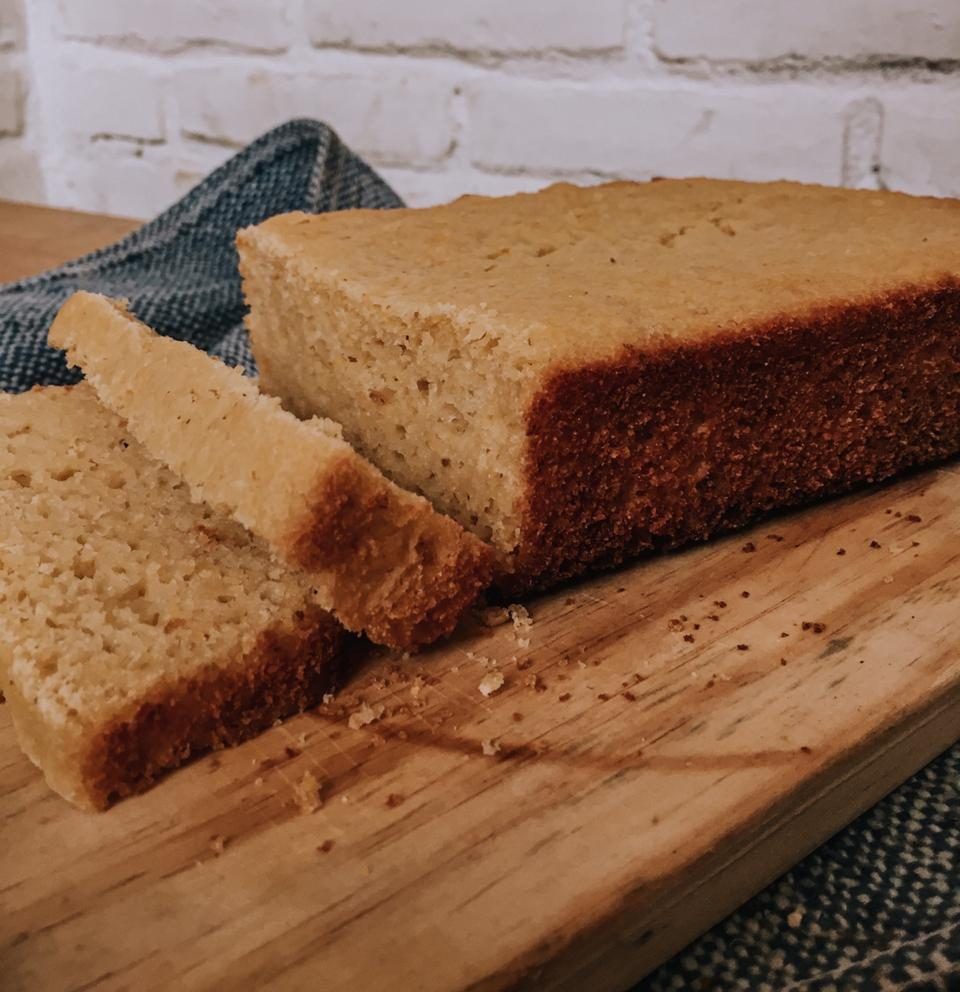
[2,205,959,991]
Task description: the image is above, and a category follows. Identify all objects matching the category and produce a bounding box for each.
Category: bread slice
[238,178,960,592]
[48,292,494,649]
[0,384,346,810]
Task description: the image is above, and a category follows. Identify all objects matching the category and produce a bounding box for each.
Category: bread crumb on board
[209,834,227,856]
[294,770,324,814]
[479,671,506,697]
[477,605,510,627]
[508,604,533,648]
[348,701,386,730]
[481,738,501,756]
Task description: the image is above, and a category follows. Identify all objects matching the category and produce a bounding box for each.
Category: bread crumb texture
[0,384,344,810]
[49,291,494,649]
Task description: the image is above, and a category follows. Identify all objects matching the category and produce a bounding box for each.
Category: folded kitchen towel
[0,118,956,991]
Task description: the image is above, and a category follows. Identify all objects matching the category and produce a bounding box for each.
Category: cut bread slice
[0,384,346,810]
[49,291,494,650]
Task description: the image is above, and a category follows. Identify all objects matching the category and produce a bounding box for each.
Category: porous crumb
[477,605,510,627]
[508,604,533,647]
[481,738,501,756]
[348,701,386,730]
[294,770,323,814]
[668,618,685,632]
[479,671,506,697]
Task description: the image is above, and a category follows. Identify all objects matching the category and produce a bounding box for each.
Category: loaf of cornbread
[49,292,494,649]
[0,385,346,810]
[239,179,960,592]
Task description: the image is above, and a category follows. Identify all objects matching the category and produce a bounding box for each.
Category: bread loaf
[238,179,960,592]
[0,384,346,809]
[49,292,494,648]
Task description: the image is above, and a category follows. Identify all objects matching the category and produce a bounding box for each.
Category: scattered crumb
[481,738,501,756]
[668,618,685,632]
[284,746,300,759]
[385,793,405,808]
[693,623,700,631]
[907,513,922,523]
[736,644,749,651]
[780,658,788,666]
[340,795,350,804]
[348,701,386,730]
[911,540,920,548]
[508,604,533,648]
[272,719,283,728]
[707,614,720,622]
[297,732,307,746]
[767,533,784,542]
[515,657,533,671]
[558,692,572,702]
[294,770,323,814]
[800,745,813,754]
[477,605,510,627]
[836,548,846,556]
[741,591,750,598]
[254,776,264,786]
[577,660,588,669]
[742,542,756,553]
[318,839,335,854]
[883,575,894,584]
[321,693,335,705]
[210,835,226,856]
[714,600,727,609]
[524,673,546,692]
[683,634,695,643]
[801,621,826,634]
[622,691,637,702]
[597,692,610,701]
[787,907,805,928]
[780,632,789,638]
[479,671,506,697]
[512,711,524,722]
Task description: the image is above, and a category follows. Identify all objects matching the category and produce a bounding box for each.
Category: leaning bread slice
[49,292,494,650]
[0,384,346,810]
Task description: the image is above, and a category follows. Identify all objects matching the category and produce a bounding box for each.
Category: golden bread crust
[504,280,960,593]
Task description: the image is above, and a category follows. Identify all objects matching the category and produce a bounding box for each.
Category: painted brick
[51,61,165,142]
[175,66,455,164]
[305,0,626,53]
[0,142,45,202]
[379,167,557,207]
[0,65,23,135]
[654,0,960,62]
[0,0,25,50]
[466,79,845,184]
[56,0,294,53]
[881,89,960,196]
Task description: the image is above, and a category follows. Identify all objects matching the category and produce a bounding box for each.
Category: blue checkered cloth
[1,119,956,991]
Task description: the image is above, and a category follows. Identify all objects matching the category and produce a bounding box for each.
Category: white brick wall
[1,0,959,219]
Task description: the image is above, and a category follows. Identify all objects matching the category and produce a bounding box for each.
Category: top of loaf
[246,179,960,365]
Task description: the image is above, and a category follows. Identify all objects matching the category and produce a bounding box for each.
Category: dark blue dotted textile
[0,119,402,392]
[1,118,955,992]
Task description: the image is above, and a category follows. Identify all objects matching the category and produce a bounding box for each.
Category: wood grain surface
[1,204,958,992]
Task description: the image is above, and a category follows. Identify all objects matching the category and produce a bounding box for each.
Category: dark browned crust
[504,280,960,594]
[289,456,495,650]
[83,605,351,810]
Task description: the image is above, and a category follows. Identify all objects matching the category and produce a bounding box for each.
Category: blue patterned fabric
[0,118,956,991]
[0,118,401,392]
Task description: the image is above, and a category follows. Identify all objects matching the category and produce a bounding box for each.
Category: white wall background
[0,0,958,218]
